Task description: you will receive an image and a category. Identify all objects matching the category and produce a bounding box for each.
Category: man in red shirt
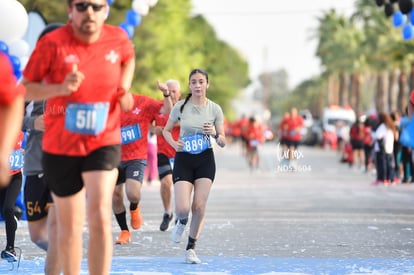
[278,111,291,164]
[286,107,304,165]
[152,79,181,231]
[21,1,135,274]
[113,83,172,244]
[245,116,265,171]
[0,52,25,187]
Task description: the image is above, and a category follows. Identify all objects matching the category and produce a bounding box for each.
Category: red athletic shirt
[245,124,264,149]
[286,115,304,141]
[363,126,373,145]
[350,124,364,142]
[0,52,25,105]
[121,94,162,161]
[279,117,290,139]
[23,23,134,156]
[154,111,180,158]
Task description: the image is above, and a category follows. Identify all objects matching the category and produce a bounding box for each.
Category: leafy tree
[19,0,250,119]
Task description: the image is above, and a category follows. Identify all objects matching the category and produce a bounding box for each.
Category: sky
[191,0,355,88]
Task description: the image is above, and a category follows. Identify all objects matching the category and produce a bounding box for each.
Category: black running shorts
[42,145,121,197]
[173,148,216,184]
[157,153,173,180]
[24,173,53,221]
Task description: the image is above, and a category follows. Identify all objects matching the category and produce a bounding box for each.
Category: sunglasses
[73,2,105,12]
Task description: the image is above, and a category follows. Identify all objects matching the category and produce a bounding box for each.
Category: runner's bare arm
[0,95,24,187]
[118,58,135,111]
[22,64,85,101]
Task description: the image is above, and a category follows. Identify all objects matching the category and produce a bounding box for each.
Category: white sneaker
[185,249,201,264]
[171,221,186,243]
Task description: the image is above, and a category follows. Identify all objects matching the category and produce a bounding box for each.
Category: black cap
[38,22,65,41]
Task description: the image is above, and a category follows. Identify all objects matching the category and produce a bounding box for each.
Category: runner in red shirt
[278,111,291,164]
[21,1,135,274]
[0,52,25,187]
[285,108,304,166]
[349,119,365,169]
[151,79,181,231]
[237,115,249,156]
[0,132,24,262]
[113,85,172,244]
[245,116,265,171]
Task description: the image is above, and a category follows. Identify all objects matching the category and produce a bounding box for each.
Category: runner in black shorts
[22,2,136,272]
[162,68,226,264]
[112,84,172,245]
[152,79,182,231]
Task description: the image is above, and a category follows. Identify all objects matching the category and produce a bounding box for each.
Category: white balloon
[9,39,30,58]
[132,0,150,16]
[19,56,29,70]
[0,0,29,44]
[146,0,158,7]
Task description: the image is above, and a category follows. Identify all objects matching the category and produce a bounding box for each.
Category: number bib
[289,130,297,136]
[182,134,211,154]
[9,149,23,170]
[121,124,142,144]
[249,139,259,148]
[65,102,109,135]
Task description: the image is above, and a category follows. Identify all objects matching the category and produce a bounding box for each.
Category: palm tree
[353,0,413,113]
[315,9,366,113]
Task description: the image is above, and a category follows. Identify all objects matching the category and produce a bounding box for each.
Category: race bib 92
[9,149,23,170]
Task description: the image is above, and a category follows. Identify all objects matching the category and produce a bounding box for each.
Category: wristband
[214,133,219,139]
[116,87,128,97]
[163,92,170,97]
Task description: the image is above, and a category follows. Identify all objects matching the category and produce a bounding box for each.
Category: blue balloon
[410,9,414,24]
[402,23,414,40]
[393,10,406,27]
[8,55,21,72]
[14,70,22,81]
[0,40,9,54]
[126,9,142,27]
[119,22,134,39]
[400,117,414,147]
[401,116,410,128]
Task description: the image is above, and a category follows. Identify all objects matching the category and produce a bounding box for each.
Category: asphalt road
[2,141,414,274]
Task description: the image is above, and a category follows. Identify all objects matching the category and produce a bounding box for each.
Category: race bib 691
[121,124,142,144]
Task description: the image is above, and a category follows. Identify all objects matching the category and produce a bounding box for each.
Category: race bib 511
[65,102,109,135]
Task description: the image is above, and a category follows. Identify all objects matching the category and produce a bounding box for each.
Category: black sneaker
[1,249,17,262]
[160,213,173,231]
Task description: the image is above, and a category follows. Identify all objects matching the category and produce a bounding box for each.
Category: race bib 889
[181,134,211,154]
